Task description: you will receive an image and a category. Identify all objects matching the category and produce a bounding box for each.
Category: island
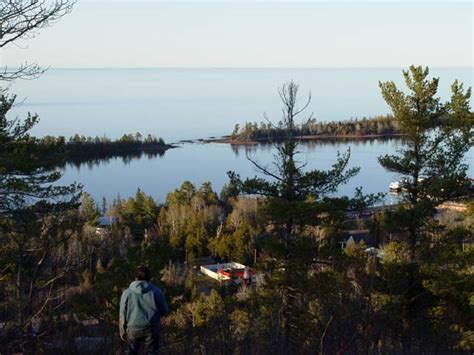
[211,115,403,144]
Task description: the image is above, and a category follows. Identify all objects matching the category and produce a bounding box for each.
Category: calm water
[57,139,472,204]
[10,68,473,142]
[8,68,474,202]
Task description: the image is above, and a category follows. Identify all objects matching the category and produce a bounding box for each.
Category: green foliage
[230,114,399,142]
[209,220,255,263]
[79,192,99,224]
[220,171,241,203]
[62,132,168,168]
[226,81,367,352]
[0,90,82,348]
[114,188,159,235]
[158,181,222,262]
[373,66,473,350]
[2,72,472,354]
[379,65,473,260]
[467,201,474,217]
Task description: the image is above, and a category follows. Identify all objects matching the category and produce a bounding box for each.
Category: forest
[228,115,401,143]
[37,133,171,168]
[1,1,473,353]
[1,68,473,354]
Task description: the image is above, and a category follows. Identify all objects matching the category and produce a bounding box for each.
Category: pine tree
[378,66,473,262]
[79,192,99,224]
[0,91,81,348]
[229,81,360,351]
[378,65,473,350]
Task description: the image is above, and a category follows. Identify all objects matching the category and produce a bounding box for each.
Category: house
[340,230,372,249]
[200,262,252,284]
[95,216,117,237]
[340,231,384,258]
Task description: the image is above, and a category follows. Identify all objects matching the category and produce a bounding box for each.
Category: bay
[8,68,473,202]
[58,139,472,204]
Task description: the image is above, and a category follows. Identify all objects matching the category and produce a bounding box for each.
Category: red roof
[217,268,252,279]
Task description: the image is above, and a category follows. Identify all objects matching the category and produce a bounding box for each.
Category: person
[119,265,169,354]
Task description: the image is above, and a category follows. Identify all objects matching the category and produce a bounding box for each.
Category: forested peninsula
[219,115,402,144]
[37,133,173,167]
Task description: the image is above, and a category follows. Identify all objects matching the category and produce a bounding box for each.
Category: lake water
[8,68,474,202]
[57,139,405,203]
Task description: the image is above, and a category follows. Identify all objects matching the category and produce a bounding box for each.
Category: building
[200,262,252,284]
[95,216,117,237]
[340,230,372,249]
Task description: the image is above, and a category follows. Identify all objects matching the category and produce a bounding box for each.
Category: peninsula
[215,115,403,144]
[37,133,174,167]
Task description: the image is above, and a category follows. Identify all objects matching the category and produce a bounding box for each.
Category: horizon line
[7,65,473,70]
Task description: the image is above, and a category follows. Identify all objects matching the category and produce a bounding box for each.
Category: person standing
[119,265,169,354]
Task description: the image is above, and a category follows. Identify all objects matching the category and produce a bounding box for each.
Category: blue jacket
[119,280,169,337]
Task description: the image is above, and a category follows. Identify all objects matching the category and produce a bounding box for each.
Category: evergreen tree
[377,65,473,350]
[229,81,360,351]
[0,92,81,348]
[79,192,99,224]
[378,65,473,262]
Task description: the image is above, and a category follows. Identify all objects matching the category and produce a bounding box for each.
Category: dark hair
[134,265,150,281]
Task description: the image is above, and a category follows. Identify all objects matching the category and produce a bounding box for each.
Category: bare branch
[0,0,75,80]
[246,150,284,182]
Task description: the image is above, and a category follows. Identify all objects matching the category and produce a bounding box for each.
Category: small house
[95,216,117,237]
[200,262,252,284]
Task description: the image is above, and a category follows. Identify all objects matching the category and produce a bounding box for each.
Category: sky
[1,1,473,68]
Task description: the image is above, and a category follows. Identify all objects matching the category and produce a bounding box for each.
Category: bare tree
[0,0,75,81]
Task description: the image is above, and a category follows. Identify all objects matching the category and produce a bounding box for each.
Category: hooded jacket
[119,280,169,337]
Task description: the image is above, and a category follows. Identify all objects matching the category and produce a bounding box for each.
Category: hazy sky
[1,1,473,68]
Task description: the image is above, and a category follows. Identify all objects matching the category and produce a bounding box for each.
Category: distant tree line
[230,114,400,142]
[36,133,170,168]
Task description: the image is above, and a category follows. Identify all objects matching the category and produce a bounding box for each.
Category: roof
[98,216,117,227]
[194,257,216,267]
[343,230,375,247]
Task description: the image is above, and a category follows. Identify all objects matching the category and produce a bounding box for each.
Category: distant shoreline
[203,133,405,145]
[30,66,474,71]
[36,134,177,168]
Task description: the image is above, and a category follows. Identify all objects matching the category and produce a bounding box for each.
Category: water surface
[7,68,473,202]
[58,139,473,203]
[10,68,473,142]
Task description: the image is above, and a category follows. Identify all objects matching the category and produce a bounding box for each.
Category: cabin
[340,230,372,248]
[200,262,252,284]
[341,235,383,257]
[95,216,117,237]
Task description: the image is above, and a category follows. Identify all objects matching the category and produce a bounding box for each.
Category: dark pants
[126,327,159,355]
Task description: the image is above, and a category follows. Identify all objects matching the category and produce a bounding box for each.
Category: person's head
[134,265,150,281]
